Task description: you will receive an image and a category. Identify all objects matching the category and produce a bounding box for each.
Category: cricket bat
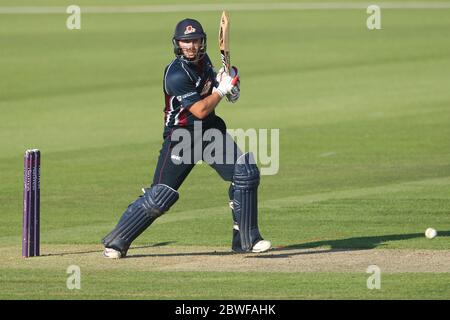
[218,11,231,74]
[219,10,239,87]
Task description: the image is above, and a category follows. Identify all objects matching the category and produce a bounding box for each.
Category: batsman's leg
[233,152,271,253]
[204,127,245,252]
[102,184,179,258]
[102,128,198,258]
[206,126,270,253]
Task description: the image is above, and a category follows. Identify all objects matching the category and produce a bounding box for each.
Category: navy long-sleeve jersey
[162,54,217,137]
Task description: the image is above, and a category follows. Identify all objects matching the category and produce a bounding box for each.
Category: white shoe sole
[252,240,271,253]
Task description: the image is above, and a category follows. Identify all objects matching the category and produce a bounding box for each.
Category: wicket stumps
[22,149,40,258]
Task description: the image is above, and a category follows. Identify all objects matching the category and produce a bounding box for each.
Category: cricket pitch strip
[3,245,450,273]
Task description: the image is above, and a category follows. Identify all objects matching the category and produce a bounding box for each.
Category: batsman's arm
[188,92,223,119]
[189,72,238,119]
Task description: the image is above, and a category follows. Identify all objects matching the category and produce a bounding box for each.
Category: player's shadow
[125,241,235,258]
[126,249,236,259]
[41,250,100,257]
[41,241,177,257]
[249,231,450,259]
[130,241,176,250]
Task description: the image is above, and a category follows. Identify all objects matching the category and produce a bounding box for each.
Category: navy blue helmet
[172,18,207,62]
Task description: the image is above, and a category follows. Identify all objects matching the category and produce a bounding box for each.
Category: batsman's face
[179,38,202,59]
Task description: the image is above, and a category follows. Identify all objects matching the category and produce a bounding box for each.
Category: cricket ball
[425,228,437,239]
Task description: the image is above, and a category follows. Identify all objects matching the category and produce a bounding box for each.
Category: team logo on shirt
[177,91,197,101]
[184,26,196,34]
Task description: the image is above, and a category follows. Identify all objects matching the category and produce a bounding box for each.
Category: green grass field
[1,0,450,300]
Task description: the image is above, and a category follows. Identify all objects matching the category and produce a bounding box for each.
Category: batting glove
[226,66,240,103]
[213,66,239,98]
[226,88,240,103]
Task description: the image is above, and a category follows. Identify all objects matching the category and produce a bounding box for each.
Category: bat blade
[219,11,230,74]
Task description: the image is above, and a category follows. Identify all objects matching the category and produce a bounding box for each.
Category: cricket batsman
[102,18,271,258]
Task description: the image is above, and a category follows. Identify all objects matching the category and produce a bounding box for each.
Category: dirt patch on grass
[3,245,450,273]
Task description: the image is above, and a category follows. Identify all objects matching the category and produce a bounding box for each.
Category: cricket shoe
[252,240,271,253]
[103,247,124,259]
